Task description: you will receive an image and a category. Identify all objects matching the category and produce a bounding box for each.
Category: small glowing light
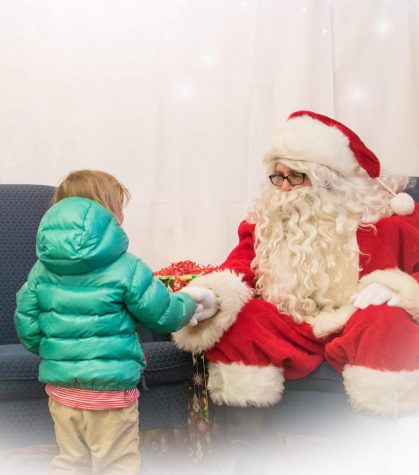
[201,53,214,66]
[322,28,328,34]
[349,85,368,103]
[23,22,38,34]
[302,7,308,13]
[374,19,393,36]
[179,86,191,97]
[178,84,194,100]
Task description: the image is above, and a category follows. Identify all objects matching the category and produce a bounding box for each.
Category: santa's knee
[327,305,419,370]
[326,306,419,417]
[207,361,285,407]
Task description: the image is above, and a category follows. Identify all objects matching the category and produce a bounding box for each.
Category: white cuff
[172,269,253,353]
[208,362,285,407]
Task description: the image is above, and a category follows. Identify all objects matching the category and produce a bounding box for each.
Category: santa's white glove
[350,283,399,310]
[181,286,218,327]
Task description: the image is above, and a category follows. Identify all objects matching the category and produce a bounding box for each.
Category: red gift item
[154,260,215,291]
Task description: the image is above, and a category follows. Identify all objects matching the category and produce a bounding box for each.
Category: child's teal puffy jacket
[14,197,196,391]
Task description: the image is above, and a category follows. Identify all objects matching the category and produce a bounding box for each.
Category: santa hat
[264,110,415,215]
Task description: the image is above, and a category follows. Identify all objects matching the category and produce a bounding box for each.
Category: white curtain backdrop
[1,0,419,269]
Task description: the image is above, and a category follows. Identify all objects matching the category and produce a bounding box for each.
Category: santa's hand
[181,286,218,326]
[350,283,399,309]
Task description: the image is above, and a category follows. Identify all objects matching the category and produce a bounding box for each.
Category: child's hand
[181,286,218,326]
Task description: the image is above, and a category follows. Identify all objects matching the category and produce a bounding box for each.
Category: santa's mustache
[255,185,333,219]
[250,184,360,236]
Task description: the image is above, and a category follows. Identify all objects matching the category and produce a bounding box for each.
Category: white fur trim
[264,115,356,175]
[306,304,356,338]
[359,269,419,323]
[208,362,285,407]
[172,270,253,353]
[343,365,419,417]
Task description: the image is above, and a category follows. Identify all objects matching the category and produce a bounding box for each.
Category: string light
[201,53,214,66]
[349,85,368,103]
[374,18,393,36]
[177,84,194,100]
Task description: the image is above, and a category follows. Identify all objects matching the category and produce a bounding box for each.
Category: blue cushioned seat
[285,360,343,394]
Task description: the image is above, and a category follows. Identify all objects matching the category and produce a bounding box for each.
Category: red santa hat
[264,110,415,215]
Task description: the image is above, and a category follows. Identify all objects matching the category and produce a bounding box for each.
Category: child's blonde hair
[54,170,131,215]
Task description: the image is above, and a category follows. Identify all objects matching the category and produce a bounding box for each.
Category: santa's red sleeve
[311,204,419,338]
[356,203,419,322]
[172,220,255,353]
[218,220,257,286]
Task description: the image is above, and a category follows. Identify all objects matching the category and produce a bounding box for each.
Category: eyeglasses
[269,172,306,187]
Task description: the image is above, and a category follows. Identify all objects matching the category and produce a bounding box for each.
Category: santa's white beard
[250,185,360,323]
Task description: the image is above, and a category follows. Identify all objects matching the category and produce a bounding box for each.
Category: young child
[14,169,217,475]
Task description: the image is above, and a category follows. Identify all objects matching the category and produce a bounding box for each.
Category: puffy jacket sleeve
[124,259,196,332]
[14,263,42,354]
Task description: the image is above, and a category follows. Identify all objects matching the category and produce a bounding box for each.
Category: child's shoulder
[118,252,153,276]
[122,252,143,266]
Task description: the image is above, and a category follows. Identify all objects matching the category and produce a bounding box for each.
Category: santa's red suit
[173,111,419,417]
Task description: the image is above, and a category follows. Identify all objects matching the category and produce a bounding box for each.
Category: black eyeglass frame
[269,172,306,187]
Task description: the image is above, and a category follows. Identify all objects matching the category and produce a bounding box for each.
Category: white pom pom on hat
[265,110,415,216]
[389,193,415,216]
[376,179,416,216]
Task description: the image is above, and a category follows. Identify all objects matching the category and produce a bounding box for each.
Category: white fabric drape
[1,0,418,269]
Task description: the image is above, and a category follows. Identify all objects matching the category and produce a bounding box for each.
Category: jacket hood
[36,197,129,275]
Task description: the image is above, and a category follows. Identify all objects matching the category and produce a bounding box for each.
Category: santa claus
[176,110,419,417]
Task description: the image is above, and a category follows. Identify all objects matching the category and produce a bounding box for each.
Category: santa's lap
[204,298,419,412]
